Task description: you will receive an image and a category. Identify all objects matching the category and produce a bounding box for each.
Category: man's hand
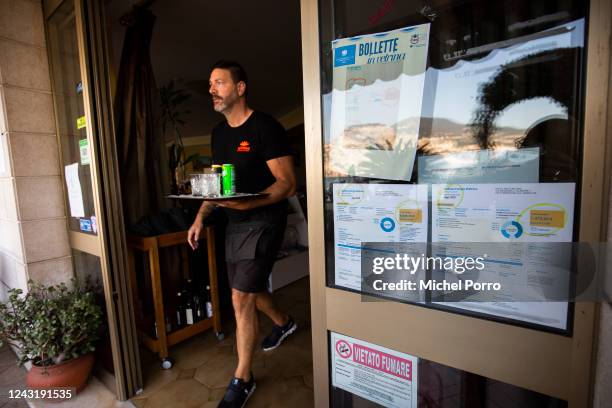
[187,220,203,250]
[188,201,215,250]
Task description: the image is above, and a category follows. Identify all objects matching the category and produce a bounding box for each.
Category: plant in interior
[159,79,202,194]
[0,279,103,391]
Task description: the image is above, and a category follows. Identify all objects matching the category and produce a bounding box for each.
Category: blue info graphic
[501,220,523,239]
[380,217,396,232]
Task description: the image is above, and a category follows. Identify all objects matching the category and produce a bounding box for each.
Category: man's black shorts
[225,209,287,293]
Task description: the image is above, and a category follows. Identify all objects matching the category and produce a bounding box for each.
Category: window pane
[48,1,98,235]
[319,0,588,332]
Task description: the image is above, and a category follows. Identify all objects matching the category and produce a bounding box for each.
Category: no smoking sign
[336,340,352,359]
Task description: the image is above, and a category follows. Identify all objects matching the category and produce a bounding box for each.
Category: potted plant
[0,279,103,393]
[159,79,202,194]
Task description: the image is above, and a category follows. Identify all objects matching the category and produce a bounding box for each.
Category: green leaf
[0,280,103,366]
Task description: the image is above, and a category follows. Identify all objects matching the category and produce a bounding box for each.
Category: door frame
[300,0,612,407]
[42,0,142,400]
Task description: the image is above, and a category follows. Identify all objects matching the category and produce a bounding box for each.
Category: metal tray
[167,192,267,201]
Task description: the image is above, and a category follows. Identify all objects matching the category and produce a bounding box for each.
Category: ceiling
[105,0,303,139]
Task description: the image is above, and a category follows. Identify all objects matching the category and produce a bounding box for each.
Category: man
[187,60,298,408]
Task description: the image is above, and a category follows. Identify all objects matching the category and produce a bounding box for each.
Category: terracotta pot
[26,353,95,393]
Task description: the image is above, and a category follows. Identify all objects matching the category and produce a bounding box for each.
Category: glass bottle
[176,291,184,327]
[185,294,194,325]
[205,285,213,318]
[184,278,194,298]
[193,292,203,322]
[165,314,172,332]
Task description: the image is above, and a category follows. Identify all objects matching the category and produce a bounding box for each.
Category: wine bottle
[176,291,184,327]
[194,293,203,322]
[205,285,213,318]
[185,294,194,325]
[185,278,194,298]
[165,314,172,332]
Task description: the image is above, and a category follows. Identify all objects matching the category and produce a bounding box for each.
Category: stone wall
[0,0,72,299]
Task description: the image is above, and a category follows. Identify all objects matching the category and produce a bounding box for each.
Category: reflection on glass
[71,250,114,375]
[424,19,582,175]
[72,249,103,286]
[48,1,97,235]
[320,0,587,334]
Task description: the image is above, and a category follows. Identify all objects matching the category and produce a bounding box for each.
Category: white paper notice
[432,183,574,243]
[65,163,85,218]
[328,24,430,181]
[418,147,540,184]
[432,183,575,329]
[331,332,418,408]
[333,183,428,291]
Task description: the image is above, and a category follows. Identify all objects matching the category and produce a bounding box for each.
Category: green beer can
[221,164,235,196]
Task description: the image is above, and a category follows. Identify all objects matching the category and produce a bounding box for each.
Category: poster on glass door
[333,183,428,293]
[328,23,430,181]
[431,183,575,330]
[331,332,418,408]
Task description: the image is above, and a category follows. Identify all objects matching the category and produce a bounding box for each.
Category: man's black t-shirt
[211,111,291,222]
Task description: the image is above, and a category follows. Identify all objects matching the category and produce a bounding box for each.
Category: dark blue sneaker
[217,374,256,408]
[261,316,297,351]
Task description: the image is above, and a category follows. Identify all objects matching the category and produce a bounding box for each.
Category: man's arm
[187,201,216,250]
[196,201,217,220]
[216,155,296,211]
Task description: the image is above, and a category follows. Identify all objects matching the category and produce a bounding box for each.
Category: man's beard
[212,92,239,113]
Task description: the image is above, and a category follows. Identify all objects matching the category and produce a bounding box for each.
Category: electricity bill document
[333,183,428,291]
[431,183,576,330]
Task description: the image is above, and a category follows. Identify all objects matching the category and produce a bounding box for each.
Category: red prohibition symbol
[336,340,352,359]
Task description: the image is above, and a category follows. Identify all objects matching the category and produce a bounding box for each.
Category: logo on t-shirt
[237,140,251,152]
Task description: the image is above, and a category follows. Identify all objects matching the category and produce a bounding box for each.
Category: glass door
[301,0,610,406]
[44,0,141,399]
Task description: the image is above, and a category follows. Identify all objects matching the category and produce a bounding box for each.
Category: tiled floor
[131,277,314,408]
[0,345,28,408]
[0,344,133,408]
[27,377,134,408]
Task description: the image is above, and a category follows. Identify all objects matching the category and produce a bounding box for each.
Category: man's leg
[258,290,298,352]
[232,289,259,380]
[256,291,288,327]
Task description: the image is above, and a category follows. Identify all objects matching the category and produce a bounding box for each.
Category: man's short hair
[210,60,248,95]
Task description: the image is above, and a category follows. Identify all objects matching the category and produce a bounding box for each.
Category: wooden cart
[127,226,223,369]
